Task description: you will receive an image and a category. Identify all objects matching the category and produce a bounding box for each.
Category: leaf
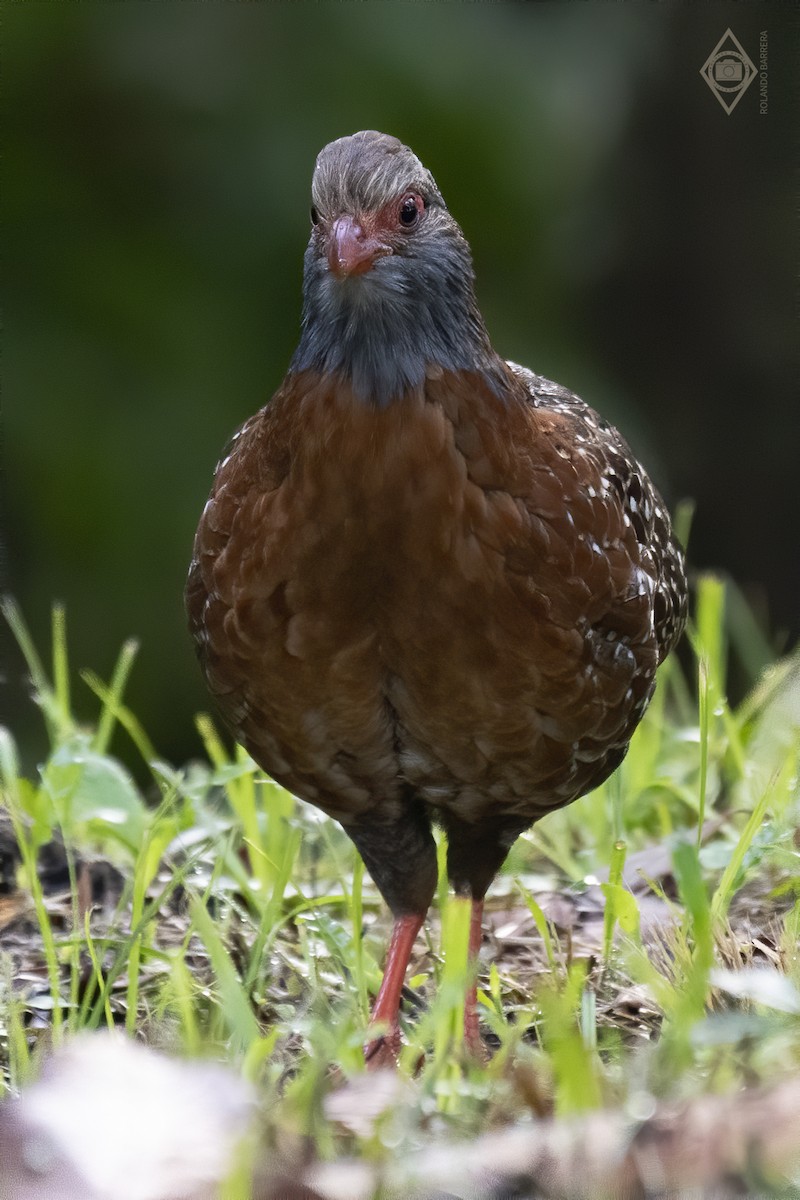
[600,883,640,936]
[710,967,800,1014]
[43,737,148,853]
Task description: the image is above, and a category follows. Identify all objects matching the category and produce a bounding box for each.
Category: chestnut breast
[186,367,660,828]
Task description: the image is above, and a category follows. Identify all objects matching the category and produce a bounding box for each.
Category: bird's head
[290,131,499,406]
[309,130,446,281]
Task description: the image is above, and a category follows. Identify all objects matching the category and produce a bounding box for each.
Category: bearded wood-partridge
[186,130,688,1064]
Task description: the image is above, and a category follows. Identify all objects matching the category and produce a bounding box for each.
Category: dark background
[3,2,797,773]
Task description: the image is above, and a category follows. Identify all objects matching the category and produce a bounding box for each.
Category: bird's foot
[463,1027,489,1064]
[364,1025,402,1070]
[463,995,489,1063]
[462,979,489,1065]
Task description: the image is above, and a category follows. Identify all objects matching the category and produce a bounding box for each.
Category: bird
[186,130,687,1065]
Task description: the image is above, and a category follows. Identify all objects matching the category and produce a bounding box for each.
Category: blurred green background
[4,2,796,772]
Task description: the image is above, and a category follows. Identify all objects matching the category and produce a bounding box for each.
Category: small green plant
[1,583,798,1150]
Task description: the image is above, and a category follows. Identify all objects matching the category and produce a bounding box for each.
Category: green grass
[0,582,799,1165]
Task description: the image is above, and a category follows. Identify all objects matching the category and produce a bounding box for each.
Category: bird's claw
[364,1026,402,1070]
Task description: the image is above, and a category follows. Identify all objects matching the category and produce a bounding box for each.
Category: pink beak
[328,214,390,278]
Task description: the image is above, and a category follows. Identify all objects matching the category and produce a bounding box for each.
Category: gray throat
[290,243,502,407]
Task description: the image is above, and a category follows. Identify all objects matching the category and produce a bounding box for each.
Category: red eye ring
[398,193,424,228]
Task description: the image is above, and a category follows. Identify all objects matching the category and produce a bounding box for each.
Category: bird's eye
[398,193,424,228]
[310,205,320,226]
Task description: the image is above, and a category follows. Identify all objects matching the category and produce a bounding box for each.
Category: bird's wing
[505,360,687,663]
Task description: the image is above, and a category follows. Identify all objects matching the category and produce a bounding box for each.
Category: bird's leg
[443,814,528,1061]
[364,911,425,1067]
[463,896,485,1056]
[348,807,437,1068]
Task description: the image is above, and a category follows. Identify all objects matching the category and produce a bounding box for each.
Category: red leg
[463,897,485,1056]
[364,912,425,1068]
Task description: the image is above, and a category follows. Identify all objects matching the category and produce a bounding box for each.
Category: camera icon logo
[714,57,744,83]
[701,30,756,114]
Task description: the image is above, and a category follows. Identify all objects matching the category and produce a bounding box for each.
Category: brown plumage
[186,131,687,1062]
